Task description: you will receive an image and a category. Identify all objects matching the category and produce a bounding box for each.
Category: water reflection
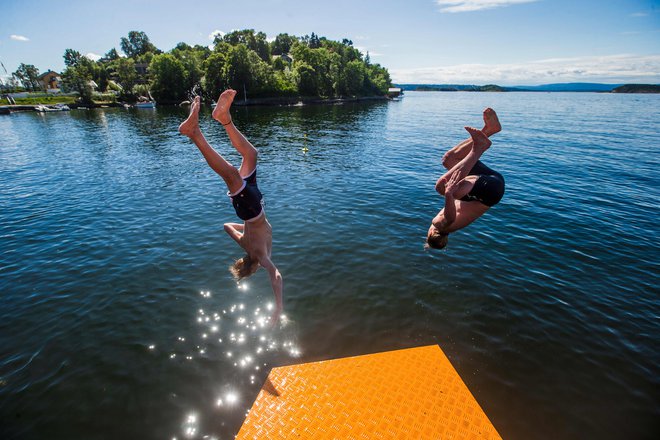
[168,285,300,439]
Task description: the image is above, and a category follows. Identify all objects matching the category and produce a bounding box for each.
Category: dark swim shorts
[459,160,505,207]
[228,168,263,221]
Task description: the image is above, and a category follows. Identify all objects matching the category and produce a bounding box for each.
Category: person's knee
[441,152,455,169]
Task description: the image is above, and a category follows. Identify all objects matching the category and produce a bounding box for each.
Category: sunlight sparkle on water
[182,413,198,438]
[170,296,302,438]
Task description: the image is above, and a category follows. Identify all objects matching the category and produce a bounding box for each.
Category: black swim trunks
[459,160,505,207]
[228,168,264,221]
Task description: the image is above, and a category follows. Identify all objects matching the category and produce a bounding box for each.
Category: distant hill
[399,84,507,92]
[509,83,622,92]
[611,84,660,93]
[397,83,625,92]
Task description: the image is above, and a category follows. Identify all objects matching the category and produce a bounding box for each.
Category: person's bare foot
[465,126,492,152]
[212,89,236,125]
[482,107,501,136]
[178,96,201,137]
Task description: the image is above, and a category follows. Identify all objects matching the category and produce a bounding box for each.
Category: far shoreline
[0,95,391,113]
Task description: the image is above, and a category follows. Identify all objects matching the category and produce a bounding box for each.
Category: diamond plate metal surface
[237,345,501,439]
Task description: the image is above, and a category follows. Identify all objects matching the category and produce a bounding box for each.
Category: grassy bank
[11,95,78,105]
[8,92,118,106]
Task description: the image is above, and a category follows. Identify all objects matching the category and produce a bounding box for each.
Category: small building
[38,70,61,93]
[134,62,150,84]
[272,53,293,64]
[387,87,403,98]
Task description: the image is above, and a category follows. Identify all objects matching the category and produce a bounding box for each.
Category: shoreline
[0,96,390,114]
[231,95,390,106]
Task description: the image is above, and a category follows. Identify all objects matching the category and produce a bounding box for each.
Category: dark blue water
[1,92,658,439]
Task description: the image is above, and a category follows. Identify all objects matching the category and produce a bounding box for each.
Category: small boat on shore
[135,101,156,109]
[35,104,71,112]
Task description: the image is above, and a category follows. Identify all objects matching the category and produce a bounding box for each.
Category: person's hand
[444,171,462,196]
[435,175,447,193]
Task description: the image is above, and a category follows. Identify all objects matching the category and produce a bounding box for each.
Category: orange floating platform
[237,345,501,439]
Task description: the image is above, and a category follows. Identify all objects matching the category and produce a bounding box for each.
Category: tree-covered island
[38,30,392,105]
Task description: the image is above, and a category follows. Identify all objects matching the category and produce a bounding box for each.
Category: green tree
[291,44,335,96]
[102,48,120,62]
[272,56,286,71]
[115,58,137,98]
[61,60,93,103]
[120,31,159,58]
[295,62,317,96]
[308,32,321,49]
[221,30,271,62]
[225,44,252,92]
[171,42,207,93]
[271,33,296,55]
[203,52,228,98]
[64,49,83,67]
[343,60,366,96]
[149,53,186,101]
[365,63,391,95]
[13,63,40,91]
[273,68,298,96]
[246,50,275,96]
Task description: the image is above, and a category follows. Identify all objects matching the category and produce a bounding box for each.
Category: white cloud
[10,34,29,41]
[436,0,537,13]
[630,12,648,17]
[390,54,660,85]
[209,30,226,40]
[85,53,102,61]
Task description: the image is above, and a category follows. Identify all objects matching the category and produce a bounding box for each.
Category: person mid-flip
[179,90,283,321]
[427,108,505,250]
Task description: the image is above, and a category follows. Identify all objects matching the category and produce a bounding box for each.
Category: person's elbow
[273,269,283,286]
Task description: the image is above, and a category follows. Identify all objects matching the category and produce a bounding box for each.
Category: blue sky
[1,0,659,85]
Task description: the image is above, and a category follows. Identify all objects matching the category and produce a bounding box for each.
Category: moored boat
[135,101,156,109]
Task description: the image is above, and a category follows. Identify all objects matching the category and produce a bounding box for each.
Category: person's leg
[442,108,501,169]
[179,96,243,194]
[212,89,258,178]
[436,127,492,194]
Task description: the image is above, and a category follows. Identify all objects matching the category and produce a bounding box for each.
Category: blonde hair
[229,254,259,281]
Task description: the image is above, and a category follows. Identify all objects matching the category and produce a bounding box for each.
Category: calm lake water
[1,91,658,439]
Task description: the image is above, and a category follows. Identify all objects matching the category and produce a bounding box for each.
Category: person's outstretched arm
[433,172,462,231]
[259,256,283,322]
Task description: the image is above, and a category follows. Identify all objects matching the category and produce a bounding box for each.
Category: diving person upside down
[179,90,283,323]
[427,108,505,250]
